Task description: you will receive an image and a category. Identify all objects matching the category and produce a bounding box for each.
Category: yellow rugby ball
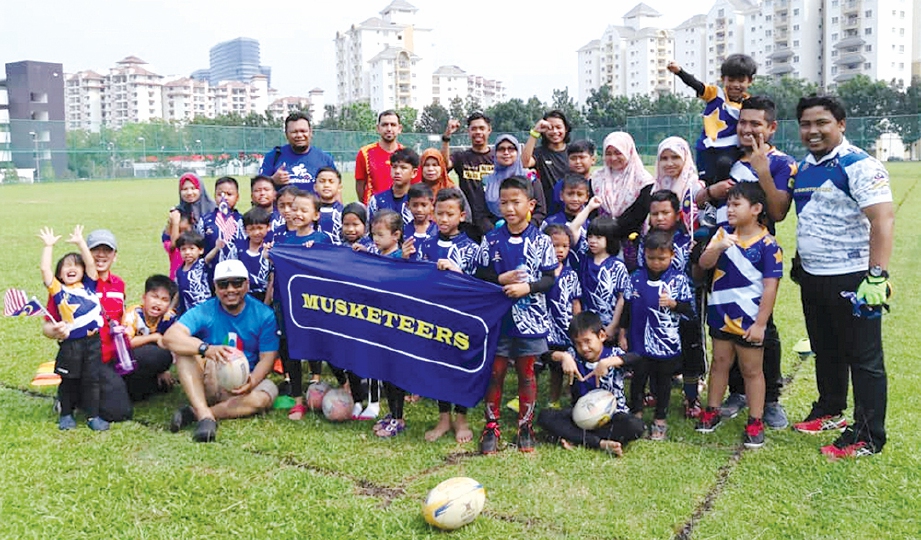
[422,477,486,530]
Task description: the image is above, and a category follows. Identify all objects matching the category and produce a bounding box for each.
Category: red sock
[484,356,509,423]
[516,356,537,427]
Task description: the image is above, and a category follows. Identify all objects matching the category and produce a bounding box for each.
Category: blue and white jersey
[569,344,629,410]
[238,247,272,295]
[270,208,287,232]
[176,259,212,314]
[625,266,692,359]
[792,139,892,276]
[717,147,797,231]
[541,210,588,268]
[547,265,581,347]
[579,255,629,327]
[276,230,335,247]
[404,221,439,245]
[479,224,557,338]
[696,85,744,150]
[48,276,102,339]
[317,202,344,245]
[638,228,692,274]
[416,232,480,275]
[259,144,336,194]
[368,189,412,226]
[196,208,246,264]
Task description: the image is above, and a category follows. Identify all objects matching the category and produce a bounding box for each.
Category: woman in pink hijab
[591,132,655,234]
[653,137,704,234]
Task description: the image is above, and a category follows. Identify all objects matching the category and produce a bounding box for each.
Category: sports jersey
[237,247,272,295]
[531,146,569,213]
[404,220,438,245]
[355,142,404,203]
[275,230,334,246]
[122,304,175,339]
[270,208,286,232]
[695,85,746,151]
[541,210,588,268]
[196,208,246,264]
[792,139,892,276]
[342,235,375,251]
[368,189,412,226]
[579,255,629,327]
[272,225,295,244]
[416,232,481,275]
[176,259,212,314]
[569,344,629,410]
[624,266,692,359]
[637,228,692,273]
[478,224,557,338]
[259,144,336,194]
[547,265,582,348]
[707,226,783,336]
[48,276,102,339]
[451,149,495,235]
[178,297,279,370]
[716,147,797,230]
[317,201,344,245]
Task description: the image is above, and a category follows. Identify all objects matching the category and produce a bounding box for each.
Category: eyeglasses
[496,146,517,154]
[215,278,247,290]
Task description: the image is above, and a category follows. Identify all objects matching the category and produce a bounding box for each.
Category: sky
[1,0,703,105]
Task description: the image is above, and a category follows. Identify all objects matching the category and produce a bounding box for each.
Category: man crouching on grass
[163,260,279,442]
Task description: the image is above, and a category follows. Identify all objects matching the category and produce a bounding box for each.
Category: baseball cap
[87,229,118,250]
[213,260,248,282]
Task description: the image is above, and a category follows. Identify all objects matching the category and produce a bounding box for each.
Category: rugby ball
[216,352,251,391]
[572,389,617,430]
[321,387,354,422]
[423,477,486,531]
[305,381,331,411]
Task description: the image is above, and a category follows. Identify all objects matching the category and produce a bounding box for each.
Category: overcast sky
[1,0,701,104]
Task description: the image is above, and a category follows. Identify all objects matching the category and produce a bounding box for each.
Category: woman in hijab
[164,172,216,279]
[481,134,547,231]
[653,136,703,234]
[416,148,475,226]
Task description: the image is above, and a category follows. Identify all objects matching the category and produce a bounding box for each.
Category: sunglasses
[215,278,247,290]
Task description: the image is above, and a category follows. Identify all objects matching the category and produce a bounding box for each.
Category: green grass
[1,165,920,539]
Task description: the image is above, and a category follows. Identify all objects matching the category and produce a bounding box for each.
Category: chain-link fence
[2,114,919,182]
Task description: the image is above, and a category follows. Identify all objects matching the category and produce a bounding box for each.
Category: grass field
[1,166,919,539]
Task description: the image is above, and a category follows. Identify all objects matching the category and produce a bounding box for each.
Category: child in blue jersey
[196,176,246,265]
[271,186,298,242]
[368,148,418,225]
[537,311,645,454]
[341,202,375,252]
[668,54,756,184]
[542,224,582,409]
[623,229,694,440]
[314,167,344,244]
[697,182,782,449]
[476,176,558,454]
[547,140,596,214]
[38,225,108,431]
[542,173,590,268]
[175,230,212,314]
[407,188,481,443]
[402,184,438,251]
[237,207,273,304]
[250,175,277,241]
[570,197,629,338]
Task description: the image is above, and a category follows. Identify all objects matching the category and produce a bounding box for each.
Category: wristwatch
[869,265,889,279]
[441,135,451,142]
[198,342,210,357]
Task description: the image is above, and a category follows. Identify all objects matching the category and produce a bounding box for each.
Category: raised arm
[521,119,551,168]
[668,61,706,97]
[569,196,602,240]
[67,225,97,281]
[37,227,61,287]
[441,119,460,170]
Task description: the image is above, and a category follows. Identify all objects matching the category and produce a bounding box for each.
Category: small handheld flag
[215,194,238,242]
[4,288,56,321]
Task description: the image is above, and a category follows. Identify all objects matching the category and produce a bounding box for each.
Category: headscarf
[654,136,702,232]
[591,132,654,218]
[482,134,526,218]
[176,172,215,222]
[415,148,454,197]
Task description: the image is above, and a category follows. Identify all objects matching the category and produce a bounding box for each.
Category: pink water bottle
[110,321,137,376]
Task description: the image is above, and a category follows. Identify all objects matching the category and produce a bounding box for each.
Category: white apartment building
[367,45,431,111]
[162,77,213,122]
[576,40,603,103]
[267,89,326,123]
[212,75,270,117]
[672,15,708,98]
[760,0,824,81]
[467,74,506,108]
[65,70,104,131]
[103,56,164,129]
[914,0,921,77]
[704,0,757,81]
[432,65,468,105]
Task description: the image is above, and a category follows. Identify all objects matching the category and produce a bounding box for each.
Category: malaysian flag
[215,195,238,242]
[4,288,44,317]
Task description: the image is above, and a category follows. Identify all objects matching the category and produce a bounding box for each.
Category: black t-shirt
[532,145,569,212]
[450,149,495,240]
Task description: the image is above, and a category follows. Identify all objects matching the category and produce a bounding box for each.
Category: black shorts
[708,327,763,349]
[54,333,102,379]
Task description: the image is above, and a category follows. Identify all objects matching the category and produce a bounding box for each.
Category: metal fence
[2,114,919,182]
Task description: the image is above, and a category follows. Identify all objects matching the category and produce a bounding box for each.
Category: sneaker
[820,428,879,459]
[793,414,847,434]
[87,417,110,431]
[376,418,405,438]
[479,422,501,455]
[649,423,668,441]
[696,408,722,433]
[763,401,789,429]
[58,414,76,431]
[170,406,197,433]
[193,418,217,443]
[743,417,765,449]
[684,398,703,419]
[506,397,520,413]
[719,393,747,418]
[516,425,536,452]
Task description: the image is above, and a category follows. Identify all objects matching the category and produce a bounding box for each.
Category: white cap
[213,260,248,282]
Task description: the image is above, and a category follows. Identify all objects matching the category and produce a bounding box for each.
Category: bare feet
[559,438,575,450]
[425,415,452,442]
[599,440,624,456]
[404,394,421,403]
[452,415,473,444]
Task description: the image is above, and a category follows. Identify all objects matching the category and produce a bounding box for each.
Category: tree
[550,88,584,126]
[464,96,483,118]
[747,75,820,119]
[485,98,531,132]
[395,106,418,133]
[317,105,339,129]
[582,86,629,129]
[417,101,449,134]
[448,97,466,122]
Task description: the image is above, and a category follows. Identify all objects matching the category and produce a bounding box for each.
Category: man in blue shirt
[260,111,336,194]
[163,260,280,442]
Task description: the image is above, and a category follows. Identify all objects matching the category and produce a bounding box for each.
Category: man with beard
[260,111,336,194]
[356,110,405,204]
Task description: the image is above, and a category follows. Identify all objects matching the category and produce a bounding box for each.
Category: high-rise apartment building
[102,56,164,129]
[4,61,67,177]
[162,77,213,122]
[65,70,105,131]
[204,37,272,87]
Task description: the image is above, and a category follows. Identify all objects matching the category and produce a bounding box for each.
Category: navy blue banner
[272,244,515,408]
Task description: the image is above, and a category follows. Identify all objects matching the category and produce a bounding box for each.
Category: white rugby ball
[216,352,250,391]
[572,389,617,430]
[423,477,486,531]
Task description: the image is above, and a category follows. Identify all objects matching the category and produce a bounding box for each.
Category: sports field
[0,166,919,539]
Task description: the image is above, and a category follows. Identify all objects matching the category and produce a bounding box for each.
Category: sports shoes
[516,425,536,452]
[170,406,197,433]
[506,397,520,413]
[719,393,747,418]
[376,418,405,438]
[743,417,765,449]
[820,428,880,459]
[763,401,789,429]
[479,422,501,455]
[793,414,847,435]
[87,417,110,431]
[696,408,722,433]
[58,414,76,431]
[684,398,703,419]
[649,422,668,441]
[193,418,217,443]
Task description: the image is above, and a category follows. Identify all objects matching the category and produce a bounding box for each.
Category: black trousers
[123,344,173,402]
[537,409,645,449]
[800,270,887,448]
[728,315,782,402]
[629,356,681,420]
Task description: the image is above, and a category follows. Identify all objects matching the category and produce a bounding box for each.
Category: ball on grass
[305,381,331,411]
[321,387,353,422]
[423,477,486,530]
